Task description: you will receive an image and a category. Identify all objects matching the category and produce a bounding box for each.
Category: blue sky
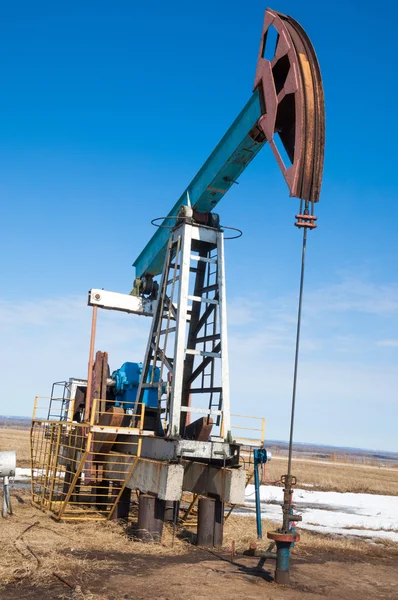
[1,1,397,451]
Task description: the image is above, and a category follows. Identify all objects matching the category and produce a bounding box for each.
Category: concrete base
[140,437,240,464]
[182,460,246,504]
[103,455,184,500]
[104,455,245,505]
[128,459,184,501]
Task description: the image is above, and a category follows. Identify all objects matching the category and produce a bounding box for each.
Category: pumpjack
[31,8,325,585]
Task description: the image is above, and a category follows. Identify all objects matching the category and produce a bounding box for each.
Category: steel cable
[287,224,308,477]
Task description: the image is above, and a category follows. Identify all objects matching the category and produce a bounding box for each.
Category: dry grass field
[0,428,31,467]
[263,456,398,495]
[1,427,397,599]
[0,487,188,588]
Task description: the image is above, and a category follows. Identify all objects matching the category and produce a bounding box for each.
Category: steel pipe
[137,494,165,542]
[197,496,224,547]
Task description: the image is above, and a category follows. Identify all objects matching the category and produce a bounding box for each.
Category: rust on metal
[254,8,325,203]
[294,213,318,229]
[84,306,98,422]
[185,416,214,441]
[86,350,113,482]
[267,530,300,543]
[92,406,125,455]
[91,350,109,420]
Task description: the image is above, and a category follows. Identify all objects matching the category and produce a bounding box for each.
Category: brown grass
[0,428,31,467]
[2,427,397,597]
[223,515,398,558]
[3,491,397,593]
[0,488,189,590]
[262,456,398,496]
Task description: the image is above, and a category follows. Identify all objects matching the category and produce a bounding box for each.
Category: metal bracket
[88,289,155,316]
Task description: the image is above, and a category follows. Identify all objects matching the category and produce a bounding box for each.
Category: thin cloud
[377,339,398,348]
[0,296,84,327]
[306,278,398,316]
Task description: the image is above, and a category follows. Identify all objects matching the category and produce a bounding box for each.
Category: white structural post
[217,231,231,438]
[169,223,193,436]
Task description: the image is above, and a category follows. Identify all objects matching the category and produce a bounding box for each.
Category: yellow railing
[231,413,266,447]
[32,395,76,422]
[30,397,145,521]
[31,396,265,523]
[180,412,266,526]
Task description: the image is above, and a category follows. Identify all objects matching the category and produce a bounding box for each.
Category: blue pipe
[276,542,291,572]
[254,451,262,539]
[275,541,291,584]
[253,447,269,539]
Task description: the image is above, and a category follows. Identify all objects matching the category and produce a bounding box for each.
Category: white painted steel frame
[140,221,231,441]
[217,230,231,438]
[169,223,193,435]
[92,221,233,446]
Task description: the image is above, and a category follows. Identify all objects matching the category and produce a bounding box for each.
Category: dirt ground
[1,487,397,600]
[2,544,398,600]
[2,428,398,599]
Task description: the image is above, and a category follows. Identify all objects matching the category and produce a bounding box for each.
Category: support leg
[164,500,179,523]
[214,496,224,547]
[197,497,215,546]
[95,479,110,511]
[197,496,224,547]
[137,494,165,542]
[110,487,131,520]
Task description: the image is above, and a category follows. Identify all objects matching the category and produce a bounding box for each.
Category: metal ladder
[47,381,71,421]
[136,220,231,439]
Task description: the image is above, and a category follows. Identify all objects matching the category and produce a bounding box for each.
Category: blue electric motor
[111,362,161,411]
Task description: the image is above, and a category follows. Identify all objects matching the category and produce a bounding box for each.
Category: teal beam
[133,90,265,278]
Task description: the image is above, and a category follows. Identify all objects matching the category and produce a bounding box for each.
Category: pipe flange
[267,530,300,543]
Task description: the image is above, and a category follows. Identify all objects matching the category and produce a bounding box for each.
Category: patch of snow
[302,523,398,543]
[237,485,398,543]
[14,468,31,480]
